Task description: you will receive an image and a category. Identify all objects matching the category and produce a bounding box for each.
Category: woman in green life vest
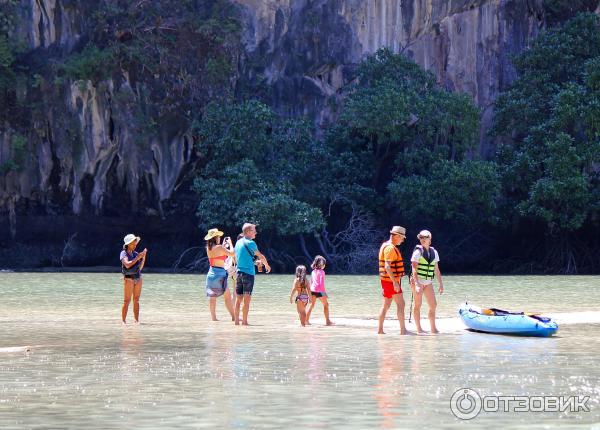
[410,230,444,334]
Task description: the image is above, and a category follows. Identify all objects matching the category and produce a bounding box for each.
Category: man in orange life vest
[377,226,407,334]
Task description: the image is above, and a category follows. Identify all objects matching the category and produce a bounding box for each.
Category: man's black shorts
[236,271,255,295]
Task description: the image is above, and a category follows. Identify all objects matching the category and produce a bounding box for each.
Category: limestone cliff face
[1,0,546,228]
[235,0,545,154]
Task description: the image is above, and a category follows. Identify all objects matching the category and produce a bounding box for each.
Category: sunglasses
[419,236,431,239]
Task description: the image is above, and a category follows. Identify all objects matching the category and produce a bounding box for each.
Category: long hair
[206,237,218,251]
[295,265,308,288]
[311,255,326,270]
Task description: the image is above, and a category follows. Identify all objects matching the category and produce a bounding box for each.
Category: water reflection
[1,274,599,429]
[307,332,328,384]
[374,339,406,428]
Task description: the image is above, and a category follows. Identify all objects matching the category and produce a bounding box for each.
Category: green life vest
[415,245,437,280]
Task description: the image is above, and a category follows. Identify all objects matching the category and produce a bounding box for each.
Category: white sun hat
[123,233,140,245]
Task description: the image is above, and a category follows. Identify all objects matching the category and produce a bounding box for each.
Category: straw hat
[204,228,224,241]
[390,226,406,236]
[123,234,140,246]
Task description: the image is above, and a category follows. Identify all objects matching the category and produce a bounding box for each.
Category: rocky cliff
[235,0,546,153]
[0,0,591,267]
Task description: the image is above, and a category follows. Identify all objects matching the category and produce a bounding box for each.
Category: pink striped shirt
[310,269,326,293]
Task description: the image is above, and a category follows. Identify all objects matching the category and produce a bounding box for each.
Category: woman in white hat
[410,230,443,333]
[120,234,147,324]
[205,228,236,321]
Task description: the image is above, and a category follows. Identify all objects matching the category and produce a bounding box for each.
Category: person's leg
[122,278,134,323]
[229,276,237,304]
[234,273,245,325]
[378,297,392,334]
[305,295,317,325]
[320,296,333,325]
[413,286,425,333]
[234,295,242,325]
[209,297,218,321]
[296,301,306,326]
[423,285,439,333]
[223,288,235,320]
[240,274,254,325]
[393,293,407,334]
[242,294,252,325]
[132,278,142,323]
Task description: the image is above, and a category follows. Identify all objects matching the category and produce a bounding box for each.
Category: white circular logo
[450,388,482,420]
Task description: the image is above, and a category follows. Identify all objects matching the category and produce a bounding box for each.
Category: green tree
[493,14,600,232]
[492,13,600,272]
[338,48,480,192]
[388,159,500,228]
[192,101,324,236]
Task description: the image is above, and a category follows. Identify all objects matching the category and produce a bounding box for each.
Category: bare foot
[431,329,440,334]
[417,330,427,334]
[134,320,140,325]
[211,318,218,321]
[235,320,240,326]
[400,329,408,335]
[122,320,127,325]
[242,322,249,326]
[306,321,311,325]
[326,321,335,326]
[378,330,385,334]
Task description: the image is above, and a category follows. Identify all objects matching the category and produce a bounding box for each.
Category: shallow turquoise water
[1,273,599,429]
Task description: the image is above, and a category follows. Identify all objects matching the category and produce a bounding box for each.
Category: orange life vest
[378,241,404,280]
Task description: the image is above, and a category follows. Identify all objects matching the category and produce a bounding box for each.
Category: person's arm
[290,280,298,303]
[255,250,271,273]
[384,261,400,292]
[215,244,235,257]
[223,238,236,256]
[139,252,147,272]
[383,246,400,292]
[122,249,146,269]
[435,264,443,294]
[411,261,419,285]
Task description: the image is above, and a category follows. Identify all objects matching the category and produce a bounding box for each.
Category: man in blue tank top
[234,223,271,325]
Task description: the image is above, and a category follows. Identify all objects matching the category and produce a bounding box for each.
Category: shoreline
[0,267,598,276]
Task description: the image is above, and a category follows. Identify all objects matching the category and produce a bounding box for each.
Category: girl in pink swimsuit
[306,255,333,326]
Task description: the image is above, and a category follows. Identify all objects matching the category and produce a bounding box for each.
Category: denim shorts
[236,271,255,295]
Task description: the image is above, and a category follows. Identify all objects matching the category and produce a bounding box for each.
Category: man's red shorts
[381,279,402,298]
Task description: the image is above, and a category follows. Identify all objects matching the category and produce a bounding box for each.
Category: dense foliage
[2,1,599,273]
[57,0,241,130]
[492,13,600,272]
[192,100,325,236]
[191,12,600,273]
[191,48,485,271]
[0,0,241,173]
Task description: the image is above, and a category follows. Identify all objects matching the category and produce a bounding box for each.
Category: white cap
[417,230,432,239]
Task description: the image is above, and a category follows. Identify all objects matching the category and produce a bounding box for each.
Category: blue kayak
[458,303,558,337]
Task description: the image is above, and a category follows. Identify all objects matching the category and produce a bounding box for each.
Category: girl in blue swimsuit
[289,265,310,327]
